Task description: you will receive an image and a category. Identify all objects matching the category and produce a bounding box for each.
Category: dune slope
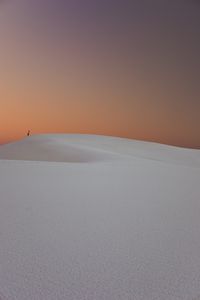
[0,134,200,300]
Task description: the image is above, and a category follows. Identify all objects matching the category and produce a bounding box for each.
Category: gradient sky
[0,0,200,148]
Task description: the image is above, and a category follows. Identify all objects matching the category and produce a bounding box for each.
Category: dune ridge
[0,134,199,167]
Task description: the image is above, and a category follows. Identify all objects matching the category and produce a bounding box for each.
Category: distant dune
[0,134,200,300]
[0,134,199,166]
[0,135,119,163]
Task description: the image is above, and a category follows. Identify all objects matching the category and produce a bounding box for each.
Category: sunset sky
[0,0,200,148]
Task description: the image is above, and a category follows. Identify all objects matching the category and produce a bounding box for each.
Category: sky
[0,0,200,148]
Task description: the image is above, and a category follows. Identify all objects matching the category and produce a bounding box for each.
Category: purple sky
[0,0,200,147]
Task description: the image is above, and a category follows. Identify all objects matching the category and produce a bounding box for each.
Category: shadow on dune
[0,136,118,163]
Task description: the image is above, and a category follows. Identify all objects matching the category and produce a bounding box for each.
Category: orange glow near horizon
[0,1,200,149]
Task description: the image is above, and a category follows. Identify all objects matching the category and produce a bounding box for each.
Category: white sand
[0,134,200,300]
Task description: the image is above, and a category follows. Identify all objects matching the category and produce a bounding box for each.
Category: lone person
[27,130,31,137]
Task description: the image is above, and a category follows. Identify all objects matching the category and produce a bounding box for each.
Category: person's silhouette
[27,130,30,137]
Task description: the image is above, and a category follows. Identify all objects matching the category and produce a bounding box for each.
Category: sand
[0,134,200,300]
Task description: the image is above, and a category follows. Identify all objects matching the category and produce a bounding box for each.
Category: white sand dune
[0,134,200,300]
[0,134,199,166]
[0,135,121,163]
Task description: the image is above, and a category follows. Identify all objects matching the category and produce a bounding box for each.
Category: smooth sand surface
[0,134,200,300]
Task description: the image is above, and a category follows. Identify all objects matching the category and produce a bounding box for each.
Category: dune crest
[0,135,119,163]
[0,134,199,167]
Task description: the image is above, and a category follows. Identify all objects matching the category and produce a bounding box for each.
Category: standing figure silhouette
[27,130,30,137]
